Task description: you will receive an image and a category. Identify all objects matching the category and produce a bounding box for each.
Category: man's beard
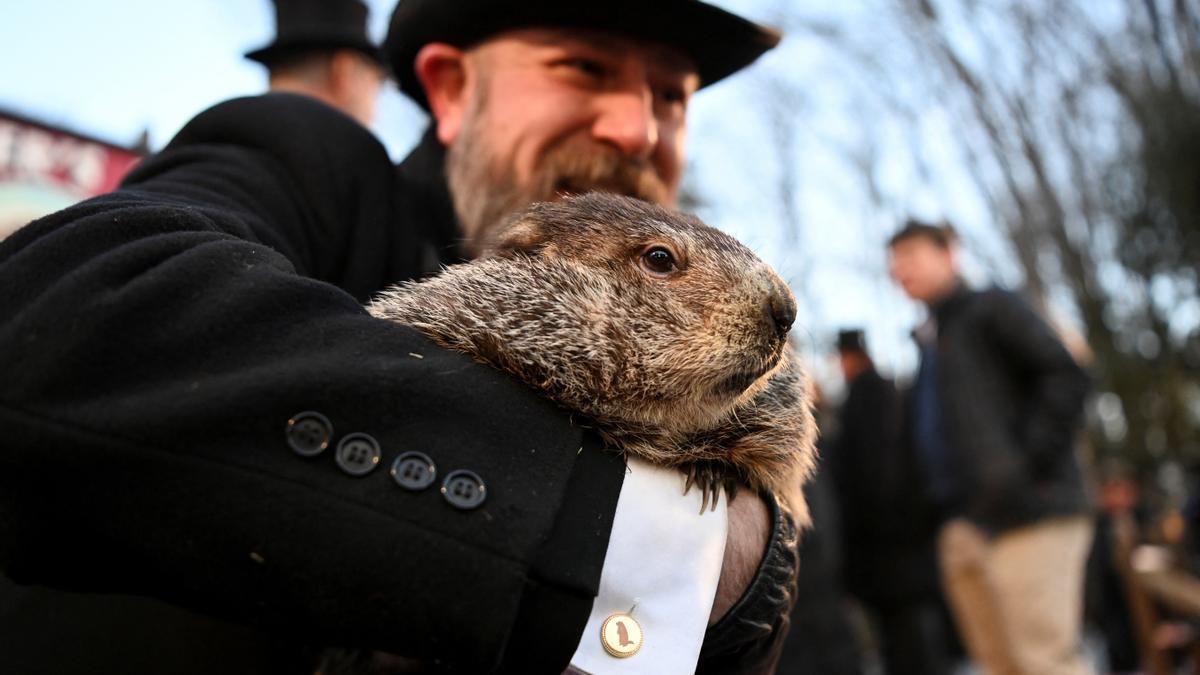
[446,111,671,256]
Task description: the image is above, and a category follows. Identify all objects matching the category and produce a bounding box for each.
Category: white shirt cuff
[569,457,727,674]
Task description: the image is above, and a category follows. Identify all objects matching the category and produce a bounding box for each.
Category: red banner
[0,110,144,239]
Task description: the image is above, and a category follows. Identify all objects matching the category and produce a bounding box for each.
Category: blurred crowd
[776,223,1200,675]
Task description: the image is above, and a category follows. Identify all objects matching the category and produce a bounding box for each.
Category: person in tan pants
[889,220,1094,675]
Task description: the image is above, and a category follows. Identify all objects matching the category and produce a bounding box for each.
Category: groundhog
[368,193,817,518]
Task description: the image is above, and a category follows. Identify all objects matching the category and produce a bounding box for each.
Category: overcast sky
[2,0,1016,387]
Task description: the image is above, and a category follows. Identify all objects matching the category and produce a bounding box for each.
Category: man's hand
[709,490,769,625]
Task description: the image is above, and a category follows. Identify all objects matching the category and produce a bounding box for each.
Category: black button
[286,411,332,457]
[441,470,487,510]
[335,433,382,476]
[391,452,437,491]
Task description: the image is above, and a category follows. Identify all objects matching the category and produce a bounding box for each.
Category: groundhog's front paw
[683,461,738,514]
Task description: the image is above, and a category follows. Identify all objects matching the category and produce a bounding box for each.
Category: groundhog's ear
[481,218,552,258]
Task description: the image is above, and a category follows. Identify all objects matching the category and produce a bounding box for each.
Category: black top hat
[836,329,869,355]
[246,0,383,67]
[383,0,782,110]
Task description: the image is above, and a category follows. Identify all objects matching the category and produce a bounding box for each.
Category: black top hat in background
[383,0,782,110]
[246,0,384,67]
[836,329,869,355]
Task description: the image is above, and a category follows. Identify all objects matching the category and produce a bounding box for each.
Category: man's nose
[592,89,658,160]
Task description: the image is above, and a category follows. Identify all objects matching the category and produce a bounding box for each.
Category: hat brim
[384,0,781,110]
[246,32,385,68]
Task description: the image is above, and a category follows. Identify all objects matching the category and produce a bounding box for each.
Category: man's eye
[560,58,607,79]
[657,87,686,105]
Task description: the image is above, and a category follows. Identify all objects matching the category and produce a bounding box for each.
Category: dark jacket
[921,284,1091,533]
[0,94,792,673]
[0,94,623,673]
[830,367,941,605]
[777,445,864,675]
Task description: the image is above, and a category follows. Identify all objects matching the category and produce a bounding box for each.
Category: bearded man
[0,1,798,673]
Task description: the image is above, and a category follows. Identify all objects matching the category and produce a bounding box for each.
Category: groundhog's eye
[640,247,679,277]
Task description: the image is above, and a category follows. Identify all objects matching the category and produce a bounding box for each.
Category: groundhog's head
[480,193,797,434]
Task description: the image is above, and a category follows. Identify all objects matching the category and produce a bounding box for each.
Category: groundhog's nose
[765,281,797,339]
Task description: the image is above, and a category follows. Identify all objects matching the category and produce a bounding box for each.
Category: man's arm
[711,489,770,624]
[983,290,1091,465]
[0,95,623,671]
[0,94,784,670]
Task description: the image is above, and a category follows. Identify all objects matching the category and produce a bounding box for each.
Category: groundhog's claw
[684,463,737,514]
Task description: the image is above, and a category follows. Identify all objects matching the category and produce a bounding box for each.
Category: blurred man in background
[889,219,1094,675]
[827,329,951,675]
[1087,460,1143,673]
[245,0,387,127]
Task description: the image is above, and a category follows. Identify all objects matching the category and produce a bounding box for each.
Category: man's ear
[415,43,471,145]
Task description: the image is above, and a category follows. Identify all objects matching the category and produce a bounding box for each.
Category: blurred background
[2,1,1199,672]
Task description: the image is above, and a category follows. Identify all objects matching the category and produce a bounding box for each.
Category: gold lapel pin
[600,608,643,658]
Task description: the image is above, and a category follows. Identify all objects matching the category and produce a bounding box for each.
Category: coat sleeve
[0,95,623,672]
[981,290,1091,468]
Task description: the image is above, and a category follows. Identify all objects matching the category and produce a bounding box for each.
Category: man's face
[443,27,700,252]
[889,236,958,303]
[837,351,864,382]
[1099,478,1138,514]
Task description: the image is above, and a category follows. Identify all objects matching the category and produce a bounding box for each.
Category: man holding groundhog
[0,1,797,673]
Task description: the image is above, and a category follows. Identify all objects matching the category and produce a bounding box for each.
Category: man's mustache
[529,142,669,206]
[445,129,674,257]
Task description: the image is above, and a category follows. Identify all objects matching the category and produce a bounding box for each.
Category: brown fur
[368,194,817,521]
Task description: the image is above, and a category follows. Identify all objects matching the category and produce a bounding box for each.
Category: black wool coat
[0,94,797,674]
[926,285,1092,533]
[0,94,626,674]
